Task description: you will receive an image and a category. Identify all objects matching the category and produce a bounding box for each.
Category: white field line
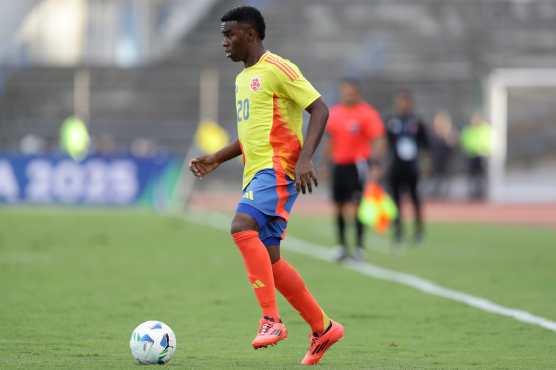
[185,212,556,333]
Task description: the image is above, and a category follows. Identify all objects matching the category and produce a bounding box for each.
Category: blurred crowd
[429,110,492,202]
[18,131,161,159]
[15,86,492,203]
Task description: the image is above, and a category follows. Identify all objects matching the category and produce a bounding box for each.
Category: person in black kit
[384,91,429,244]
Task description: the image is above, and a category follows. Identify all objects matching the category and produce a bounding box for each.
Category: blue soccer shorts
[236,169,298,247]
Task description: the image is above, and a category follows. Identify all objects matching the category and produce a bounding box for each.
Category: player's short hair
[221,6,266,40]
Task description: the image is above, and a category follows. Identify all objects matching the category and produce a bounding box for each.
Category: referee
[325,79,384,261]
[384,90,429,244]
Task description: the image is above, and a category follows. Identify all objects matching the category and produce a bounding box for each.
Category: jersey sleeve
[275,63,321,109]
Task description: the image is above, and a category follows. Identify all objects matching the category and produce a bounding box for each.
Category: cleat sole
[252,336,287,350]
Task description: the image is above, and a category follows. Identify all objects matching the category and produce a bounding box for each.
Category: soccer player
[325,78,384,261]
[384,91,429,244]
[189,6,344,366]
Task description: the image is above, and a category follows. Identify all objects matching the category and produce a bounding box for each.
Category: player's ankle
[263,315,281,323]
[313,321,333,337]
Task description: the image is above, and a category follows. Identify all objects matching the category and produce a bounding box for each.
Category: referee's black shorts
[331,161,368,203]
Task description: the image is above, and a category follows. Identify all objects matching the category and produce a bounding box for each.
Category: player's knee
[266,245,281,264]
[230,213,258,235]
[230,220,248,234]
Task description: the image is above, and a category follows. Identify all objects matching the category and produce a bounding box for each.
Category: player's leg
[335,203,347,247]
[235,169,304,349]
[353,160,367,260]
[263,222,344,365]
[334,202,349,261]
[232,204,286,349]
[262,220,330,334]
[468,156,482,200]
[331,164,349,260]
[354,206,365,250]
[231,211,279,320]
[272,257,345,365]
[353,202,365,260]
[389,168,403,243]
[407,167,424,243]
[272,255,331,334]
[272,254,344,365]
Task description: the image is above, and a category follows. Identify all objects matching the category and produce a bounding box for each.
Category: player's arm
[416,119,433,176]
[417,119,431,150]
[296,97,329,194]
[367,111,387,181]
[317,115,334,180]
[369,137,386,181]
[189,139,242,178]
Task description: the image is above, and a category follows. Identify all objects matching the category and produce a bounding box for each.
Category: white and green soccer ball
[129,321,176,364]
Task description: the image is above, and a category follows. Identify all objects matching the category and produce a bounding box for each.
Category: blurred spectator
[429,111,457,198]
[131,138,158,157]
[384,91,429,244]
[20,134,46,154]
[93,133,116,155]
[325,78,384,261]
[461,113,491,201]
[60,116,90,160]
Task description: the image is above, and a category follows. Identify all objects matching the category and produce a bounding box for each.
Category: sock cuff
[231,229,259,242]
[272,258,285,269]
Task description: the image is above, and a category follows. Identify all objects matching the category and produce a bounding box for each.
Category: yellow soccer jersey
[235,51,321,189]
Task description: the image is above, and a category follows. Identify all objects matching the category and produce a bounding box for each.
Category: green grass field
[1,208,555,369]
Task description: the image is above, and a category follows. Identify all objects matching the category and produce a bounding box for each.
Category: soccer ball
[129,320,176,364]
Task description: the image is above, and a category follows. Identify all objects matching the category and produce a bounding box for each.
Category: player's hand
[189,155,220,179]
[295,158,318,194]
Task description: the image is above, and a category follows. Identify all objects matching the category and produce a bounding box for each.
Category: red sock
[232,230,280,320]
[272,259,329,334]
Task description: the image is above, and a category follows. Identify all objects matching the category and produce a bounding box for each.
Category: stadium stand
[1,0,556,159]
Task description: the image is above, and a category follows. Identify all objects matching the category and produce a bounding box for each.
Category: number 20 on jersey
[237,98,250,122]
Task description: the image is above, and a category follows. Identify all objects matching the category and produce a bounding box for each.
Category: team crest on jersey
[250,77,262,92]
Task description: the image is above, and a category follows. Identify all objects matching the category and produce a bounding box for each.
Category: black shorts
[388,163,420,201]
[331,162,367,203]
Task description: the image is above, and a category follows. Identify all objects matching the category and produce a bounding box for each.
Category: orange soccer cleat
[301,320,345,365]
[251,317,288,349]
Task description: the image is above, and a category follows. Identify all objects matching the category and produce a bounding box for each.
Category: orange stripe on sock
[265,58,297,81]
[266,56,299,79]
